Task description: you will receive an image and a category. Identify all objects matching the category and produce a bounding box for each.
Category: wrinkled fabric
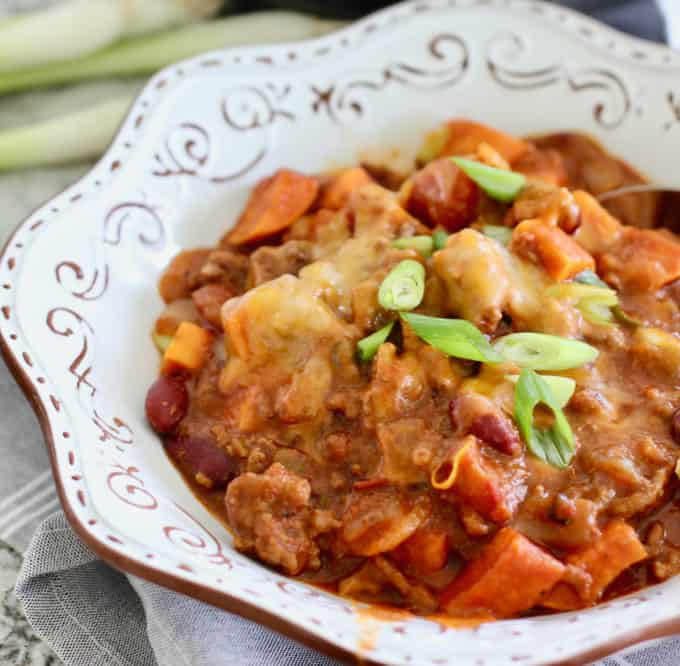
[16,514,338,666]
[14,513,680,666]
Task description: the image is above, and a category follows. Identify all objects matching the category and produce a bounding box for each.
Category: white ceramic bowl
[3,2,680,664]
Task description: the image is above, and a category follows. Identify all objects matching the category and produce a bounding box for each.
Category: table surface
[0,6,143,663]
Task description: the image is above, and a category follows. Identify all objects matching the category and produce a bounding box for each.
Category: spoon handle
[597,183,680,202]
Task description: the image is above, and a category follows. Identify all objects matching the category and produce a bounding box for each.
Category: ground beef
[248,240,314,286]
[225,463,337,575]
[197,249,249,293]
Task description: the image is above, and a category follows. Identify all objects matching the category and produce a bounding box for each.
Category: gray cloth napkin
[13,509,680,666]
[15,514,337,666]
[6,1,680,665]
[15,515,680,666]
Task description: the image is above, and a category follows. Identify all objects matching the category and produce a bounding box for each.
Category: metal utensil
[597,184,680,202]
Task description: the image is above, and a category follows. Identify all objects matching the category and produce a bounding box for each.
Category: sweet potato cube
[542,521,647,611]
[613,228,680,291]
[574,521,647,597]
[440,527,565,618]
[282,209,336,242]
[224,169,319,246]
[572,190,623,255]
[392,528,448,574]
[440,119,532,164]
[512,148,568,187]
[453,442,511,523]
[539,581,581,612]
[572,191,680,290]
[432,437,518,524]
[162,321,213,374]
[319,167,374,210]
[511,218,595,281]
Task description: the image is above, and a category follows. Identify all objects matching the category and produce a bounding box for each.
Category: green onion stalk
[0,12,343,172]
[0,95,135,172]
[0,12,344,97]
[0,0,223,71]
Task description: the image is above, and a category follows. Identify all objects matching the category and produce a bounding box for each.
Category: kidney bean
[145,376,188,434]
[468,413,521,456]
[405,158,479,231]
[164,435,236,488]
[450,395,521,456]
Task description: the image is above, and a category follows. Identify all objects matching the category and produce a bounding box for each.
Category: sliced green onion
[432,229,449,251]
[357,321,394,362]
[547,281,618,328]
[579,299,615,327]
[494,332,598,370]
[574,270,609,289]
[612,305,642,327]
[152,331,172,354]
[392,236,434,256]
[378,260,425,311]
[514,369,575,469]
[546,283,618,305]
[451,157,526,203]
[506,374,575,408]
[400,312,503,364]
[481,224,513,246]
